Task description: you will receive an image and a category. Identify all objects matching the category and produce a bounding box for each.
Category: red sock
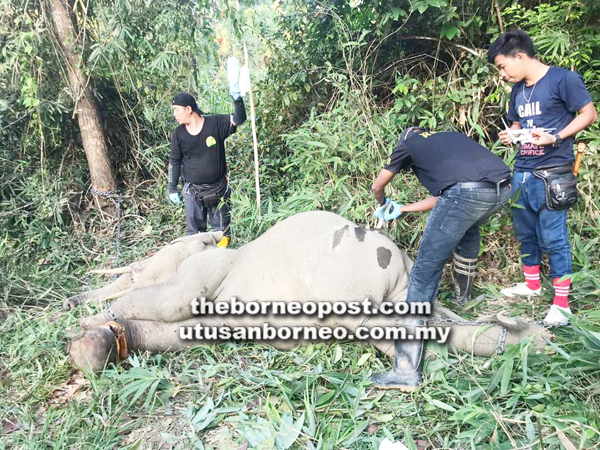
[553,277,571,308]
[523,265,541,290]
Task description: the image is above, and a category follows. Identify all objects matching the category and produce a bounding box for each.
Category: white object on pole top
[239,66,250,97]
[226,57,240,85]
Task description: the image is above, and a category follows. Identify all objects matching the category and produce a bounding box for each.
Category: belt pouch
[532,163,578,210]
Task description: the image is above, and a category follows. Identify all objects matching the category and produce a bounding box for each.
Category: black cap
[397,126,427,146]
[172,92,203,115]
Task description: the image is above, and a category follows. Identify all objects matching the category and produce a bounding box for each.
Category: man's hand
[169,192,182,205]
[383,201,403,221]
[530,128,557,147]
[499,129,514,145]
[375,199,403,221]
[374,198,390,220]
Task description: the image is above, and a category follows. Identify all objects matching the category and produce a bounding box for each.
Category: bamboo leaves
[108,366,174,408]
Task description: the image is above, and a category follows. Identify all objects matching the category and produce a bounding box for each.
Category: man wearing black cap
[370,128,511,391]
[168,87,246,246]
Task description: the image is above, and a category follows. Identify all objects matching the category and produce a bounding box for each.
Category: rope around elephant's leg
[98,321,129,361]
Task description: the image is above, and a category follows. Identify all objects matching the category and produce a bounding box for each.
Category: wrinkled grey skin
[79,211,411,328]
[64,232,223,309]
[69,211,551,372]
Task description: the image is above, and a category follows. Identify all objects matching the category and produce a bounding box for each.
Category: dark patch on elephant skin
[377,247,392,269]
[332,225,349,250]
[354,227,366,242]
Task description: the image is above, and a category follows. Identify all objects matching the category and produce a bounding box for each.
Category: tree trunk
[49,0,117,215]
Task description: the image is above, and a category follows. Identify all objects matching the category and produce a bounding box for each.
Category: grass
[1,87,599,449]
[2,194,600,449]
[1,305,600,449]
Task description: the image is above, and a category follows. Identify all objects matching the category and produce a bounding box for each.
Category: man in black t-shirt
[168,91,246,246]
[370,128,511,391]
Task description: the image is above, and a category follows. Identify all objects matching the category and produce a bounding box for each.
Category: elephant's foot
[68,321,129,372]
[79,311,113,330]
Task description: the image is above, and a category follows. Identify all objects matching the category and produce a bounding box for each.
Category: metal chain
[427,316,569,355]
[428,316,569,328]
[429,317,495,326]
[497,328,508,354]
[90,189,122,267]
[103,305,117,321]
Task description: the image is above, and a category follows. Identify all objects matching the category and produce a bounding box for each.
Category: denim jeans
[406,185,511,305]
[183,183,231,236]
[511,171,571,278]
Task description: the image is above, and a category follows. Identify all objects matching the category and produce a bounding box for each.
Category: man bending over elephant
[371,128,512,390]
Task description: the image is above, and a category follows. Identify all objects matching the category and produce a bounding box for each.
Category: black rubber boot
[371,318,425,391]
[452,252,477,306]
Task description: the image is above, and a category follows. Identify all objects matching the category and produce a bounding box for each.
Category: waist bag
[188,179,227,208]
[532,163,578,211]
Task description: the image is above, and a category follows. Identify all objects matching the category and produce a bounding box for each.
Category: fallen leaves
[49,371,90,406]
[556,428,577,450]
[2,418,19,435]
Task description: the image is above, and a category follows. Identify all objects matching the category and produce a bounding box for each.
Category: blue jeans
[183,183,231,236]
[511,171,571,279]
[406,185,511,305]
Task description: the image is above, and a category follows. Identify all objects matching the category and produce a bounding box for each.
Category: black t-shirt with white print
[169,114,235,186]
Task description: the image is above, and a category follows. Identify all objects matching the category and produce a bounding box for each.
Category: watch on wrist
[552,132,563,147]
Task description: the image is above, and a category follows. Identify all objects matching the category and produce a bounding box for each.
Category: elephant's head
[67,321,129,372]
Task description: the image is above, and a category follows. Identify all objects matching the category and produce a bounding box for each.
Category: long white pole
[244,43,261,216]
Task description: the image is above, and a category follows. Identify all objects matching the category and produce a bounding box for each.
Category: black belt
[440,179,510,195]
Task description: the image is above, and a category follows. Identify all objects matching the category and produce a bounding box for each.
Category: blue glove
[227,57,241,100]
[169,192,182,205]
[229,82,241,101]
[383,201,403,221]
[374,198,391,220]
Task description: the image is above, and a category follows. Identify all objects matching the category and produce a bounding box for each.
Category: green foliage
[1,0,600,448]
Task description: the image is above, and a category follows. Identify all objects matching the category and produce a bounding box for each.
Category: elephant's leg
[64,273,134,310]
[69,316,226,372]
[80,251,235,329]
[351,307,550,359]
[443,313,551,357]
[79,278,206,329]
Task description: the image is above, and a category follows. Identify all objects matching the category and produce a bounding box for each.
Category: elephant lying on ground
[63,231,224,309]
[68,211,551,373]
